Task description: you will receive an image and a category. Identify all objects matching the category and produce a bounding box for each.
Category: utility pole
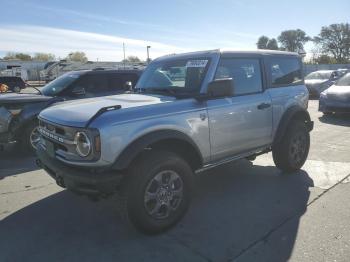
[123,42,126,69]
[146,45,151,64]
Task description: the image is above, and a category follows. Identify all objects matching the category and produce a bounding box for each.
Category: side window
[269,57,302,86]
[83,74,109,95]
[109,73,139,90]
[215,58,263,95]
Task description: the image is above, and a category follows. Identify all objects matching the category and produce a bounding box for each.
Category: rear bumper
[319,99,350,113]
[36,144,124,196]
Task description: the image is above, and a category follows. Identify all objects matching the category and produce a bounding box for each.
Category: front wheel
[21,122,40,153]
[272,121,310,173]
[13,86,21,93]
[125,150,193,234]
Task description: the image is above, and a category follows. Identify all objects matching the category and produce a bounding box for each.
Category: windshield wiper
[20,85,42,95]
[146,88,177,96]
[136,87,197,99]
[136,87,178,96]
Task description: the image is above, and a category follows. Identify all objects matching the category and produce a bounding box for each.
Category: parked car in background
[305,70,341,98]
[36,49,313,233]
[319,72,350,115]
[0,69,142,151]
[0,76,27,93]
[337,68,349,77]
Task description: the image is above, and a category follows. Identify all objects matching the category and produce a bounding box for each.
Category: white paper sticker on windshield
[186,60,208,68]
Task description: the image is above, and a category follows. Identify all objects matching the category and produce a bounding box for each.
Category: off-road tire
[323,112,333,116]
[272,121,310,173]
[122,150,193,234]
[13,86,21,93]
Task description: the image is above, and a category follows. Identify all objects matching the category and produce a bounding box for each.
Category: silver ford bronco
[36,50,313,233]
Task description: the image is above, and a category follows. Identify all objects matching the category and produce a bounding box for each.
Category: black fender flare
[11,101,52,137]
[273,105,313,146]
[112,129,203,170]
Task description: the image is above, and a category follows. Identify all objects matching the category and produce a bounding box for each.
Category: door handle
[257,103,271,110]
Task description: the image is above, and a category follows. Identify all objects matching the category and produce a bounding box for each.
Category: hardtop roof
[154,49,299,62]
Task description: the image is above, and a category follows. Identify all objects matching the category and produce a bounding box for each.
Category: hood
[305,79,328,86]
[0,93,52,105]
[324,85,350,101]
[39,93,172,127]
[325,84,350,95]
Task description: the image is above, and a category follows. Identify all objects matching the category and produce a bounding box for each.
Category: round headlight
[74,132,91,157]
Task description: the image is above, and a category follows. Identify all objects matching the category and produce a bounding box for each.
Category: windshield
[305,71,332,80]
[40,73,80,96]
[135,58,210,95]
[335,73,350,86]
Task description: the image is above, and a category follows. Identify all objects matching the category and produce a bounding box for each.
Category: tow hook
[56,176,65,188]
[35,159,42,168]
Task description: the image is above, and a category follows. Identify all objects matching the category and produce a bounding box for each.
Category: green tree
[3,52,32,60]
[257,36,279,50]
[33,53,56,61]
[66,51,88,62]
[314,23,350,63]
[266,38,279,50]
[316,55,338,64]
[278,29,310,52]
[256,36,269,49]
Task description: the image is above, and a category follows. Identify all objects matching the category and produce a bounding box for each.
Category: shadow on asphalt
[0,145,38,179]
[0,160,314,262]
[319,113,350,127]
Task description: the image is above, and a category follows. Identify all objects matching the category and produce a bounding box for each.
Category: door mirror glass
[71,86,86,96]
[124,81,133,91]
[207,78,234,98]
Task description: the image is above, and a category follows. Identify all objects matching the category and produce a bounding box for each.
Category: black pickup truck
[0,76,27,93]
[0,69,142,151]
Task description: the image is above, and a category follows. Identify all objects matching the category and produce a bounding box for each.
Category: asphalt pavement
[0,100,349,262]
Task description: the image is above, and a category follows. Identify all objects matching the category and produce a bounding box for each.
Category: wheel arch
[112,129,203,171]
[273,105,313,146]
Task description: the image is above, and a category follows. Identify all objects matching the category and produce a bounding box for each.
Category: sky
[0,0,349,61]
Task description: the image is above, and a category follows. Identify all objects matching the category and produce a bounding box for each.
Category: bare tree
[33,53,56,61]
[122,56,141,63]
[66,51,88,62]
[3,52,32,61]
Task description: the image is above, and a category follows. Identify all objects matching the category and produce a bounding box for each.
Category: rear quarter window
[267,56,303,87]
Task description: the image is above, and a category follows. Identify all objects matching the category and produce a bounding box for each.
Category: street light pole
[146,45,151,64]
[123,42,126,69]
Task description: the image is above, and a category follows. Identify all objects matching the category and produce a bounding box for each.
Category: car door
[207,57,273,161]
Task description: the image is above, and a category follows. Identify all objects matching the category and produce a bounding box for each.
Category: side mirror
[72,86,86,96]
[124,81,133,91]
[207,78,234,98]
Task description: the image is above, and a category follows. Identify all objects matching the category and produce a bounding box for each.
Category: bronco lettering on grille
[38,127,64,143]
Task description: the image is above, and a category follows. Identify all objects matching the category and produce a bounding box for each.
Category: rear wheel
[272,121,310,173]
[124,150,193,234]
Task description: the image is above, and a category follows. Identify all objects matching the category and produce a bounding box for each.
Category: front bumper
[319,98,350,113]
[0,131,14,144]
[0,107,12,142]
[36,144,124,196]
